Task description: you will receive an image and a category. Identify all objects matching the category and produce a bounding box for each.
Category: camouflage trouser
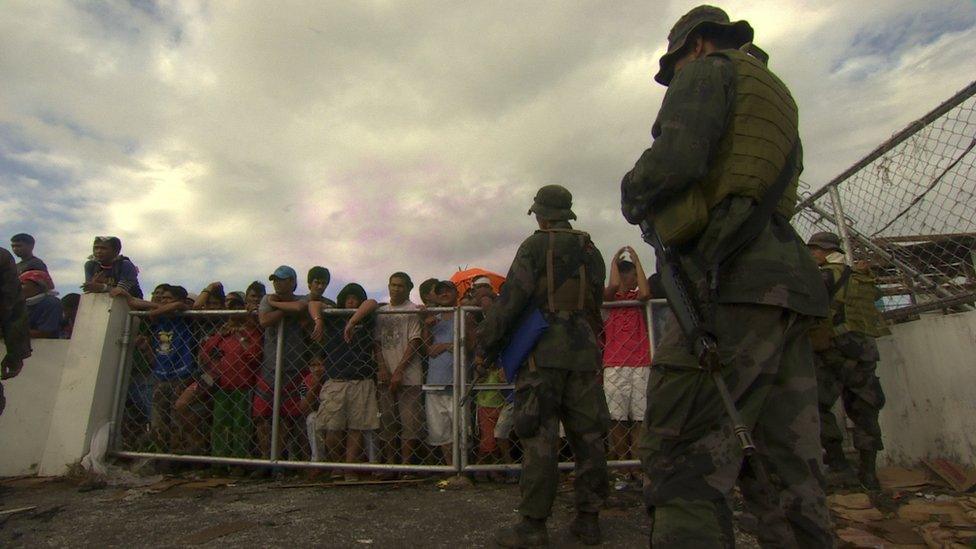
[815,347,885,452]
[640,304,834,548]
[514,366,609,520]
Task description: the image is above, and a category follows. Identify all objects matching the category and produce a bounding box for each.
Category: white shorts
[494,401,515,439]
[425,391,454,446]
[604,366,650,422]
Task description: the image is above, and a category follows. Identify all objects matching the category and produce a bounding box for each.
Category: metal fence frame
[793,80,976,319]
[107,300,663,475]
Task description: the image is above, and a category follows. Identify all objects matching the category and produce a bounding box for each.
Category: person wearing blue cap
[252,265,309,468]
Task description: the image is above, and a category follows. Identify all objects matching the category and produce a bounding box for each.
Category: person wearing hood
[20,270,62,339]
[83,236,143,298]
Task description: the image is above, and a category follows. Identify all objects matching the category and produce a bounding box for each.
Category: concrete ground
[0,470,760,548]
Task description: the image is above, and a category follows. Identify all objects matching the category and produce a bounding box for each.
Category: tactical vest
[533,229,593,313]
[815,262,891,341]
[651,46,799,246]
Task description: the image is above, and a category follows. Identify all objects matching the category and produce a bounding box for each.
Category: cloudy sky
[2,0,975,301]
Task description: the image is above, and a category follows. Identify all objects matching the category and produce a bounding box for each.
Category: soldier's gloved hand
[1,355,24,380]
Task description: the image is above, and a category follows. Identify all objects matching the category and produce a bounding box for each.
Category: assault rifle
[639,220,756,456]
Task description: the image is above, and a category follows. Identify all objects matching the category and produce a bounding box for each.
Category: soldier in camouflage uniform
[1,247,32,416]
[620,6,834,547]
[807,232,889,490]
[480,185,609,547]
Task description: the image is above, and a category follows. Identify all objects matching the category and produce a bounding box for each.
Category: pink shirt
[602,289,651,367]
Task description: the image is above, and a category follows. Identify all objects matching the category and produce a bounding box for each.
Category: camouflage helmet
[806,231,843,252]
[655,5,754,86]
[527,185,577,221]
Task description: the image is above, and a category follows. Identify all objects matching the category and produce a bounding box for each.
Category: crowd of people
[7,232,654,482]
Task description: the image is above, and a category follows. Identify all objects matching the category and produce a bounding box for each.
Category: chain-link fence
[794,80,976,320]
[109,301,661,480]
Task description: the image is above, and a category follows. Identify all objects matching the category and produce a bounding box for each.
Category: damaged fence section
[109,301,663,475]
[793,80,976,320]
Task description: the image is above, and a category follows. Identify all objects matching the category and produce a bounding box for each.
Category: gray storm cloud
[1,0,974,299]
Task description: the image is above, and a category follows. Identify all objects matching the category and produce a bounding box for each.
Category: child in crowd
[112,284,196,457]
[474,360,515,479]
[175,292,261,463]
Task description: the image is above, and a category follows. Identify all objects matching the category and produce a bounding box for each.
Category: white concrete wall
[0,338,69,476]
[878,309,976,467]
[0,294,130,476]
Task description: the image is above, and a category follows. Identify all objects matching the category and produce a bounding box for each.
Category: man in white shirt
[375,272,424,471]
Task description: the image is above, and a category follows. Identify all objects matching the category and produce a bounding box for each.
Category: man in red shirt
[602,246,651,472]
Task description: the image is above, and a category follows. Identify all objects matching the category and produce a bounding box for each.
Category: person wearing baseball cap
[253,264,307,468]
[620,5,832,547]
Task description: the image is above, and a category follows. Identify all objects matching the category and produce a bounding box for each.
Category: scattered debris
[835,526,887,548]
[923,459,976,493]
[827,492,885,522]
[272,478,427,489]
[877,466,939,491]
[917,521,969,549]
[866,518,926,545]
[436,475,473,490]
[0,506,37,517]
[828,493,874,510]
[897,500,975,527]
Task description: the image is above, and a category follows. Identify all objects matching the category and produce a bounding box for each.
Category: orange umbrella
[449,268,506,302]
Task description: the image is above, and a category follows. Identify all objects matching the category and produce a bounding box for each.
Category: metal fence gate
[108,300,664,477]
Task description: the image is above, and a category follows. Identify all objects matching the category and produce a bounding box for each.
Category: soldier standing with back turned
[480,185,608,547]
[1,246,32,415]
[620,5,834,547]
[806,231,889,490]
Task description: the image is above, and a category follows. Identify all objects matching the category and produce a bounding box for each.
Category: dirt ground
[4,463,973,548]
[0,469,759,548]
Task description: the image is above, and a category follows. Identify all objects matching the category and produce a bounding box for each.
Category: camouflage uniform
[621,6,833,548]
[0,247,32,415]
[481,185,609,546]
[807,232,887,488]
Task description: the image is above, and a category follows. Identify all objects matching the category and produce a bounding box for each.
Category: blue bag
[497,307,549,382]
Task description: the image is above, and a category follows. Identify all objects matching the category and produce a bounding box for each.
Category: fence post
[828,186,856,266]
[456,307,468,473]
[644,301,656,358]
[452,306,463,473]
[269,318,285,462]
[108,314,134,451]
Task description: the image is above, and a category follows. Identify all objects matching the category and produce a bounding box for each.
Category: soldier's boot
[858,450,881,490]
[494,516,549,548]
[568,511,601,546]
[823,443,857,487]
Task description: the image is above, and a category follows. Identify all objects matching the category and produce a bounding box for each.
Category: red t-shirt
[251,372,312,418]
[602,289,651,367]
[199,326,263,390]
